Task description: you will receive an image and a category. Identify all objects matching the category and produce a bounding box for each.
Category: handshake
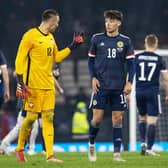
[68,32,84,50]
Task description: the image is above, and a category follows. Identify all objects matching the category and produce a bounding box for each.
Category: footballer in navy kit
[88,10,135,162]
[0,50,10,107]
[135,34,168,156]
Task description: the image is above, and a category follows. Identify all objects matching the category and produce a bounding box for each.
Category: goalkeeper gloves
[16,74,30,99]
[68,32,84,50]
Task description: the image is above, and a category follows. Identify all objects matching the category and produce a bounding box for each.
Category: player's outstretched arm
[68,32,84,50]
[55,32,84,63]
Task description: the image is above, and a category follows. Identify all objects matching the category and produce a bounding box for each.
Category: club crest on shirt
[117,41,124,52]
[117,41,124,48]
[93,100,97,106]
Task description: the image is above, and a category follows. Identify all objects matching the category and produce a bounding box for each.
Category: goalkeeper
[15,9,84,163]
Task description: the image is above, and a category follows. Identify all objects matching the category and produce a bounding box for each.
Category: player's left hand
[68,32,84,50]
[124,82,132,95]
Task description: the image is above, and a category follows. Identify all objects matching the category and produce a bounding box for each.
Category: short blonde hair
[145,34,158,48]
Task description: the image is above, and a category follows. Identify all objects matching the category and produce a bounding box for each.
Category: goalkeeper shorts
[24,88,55,112]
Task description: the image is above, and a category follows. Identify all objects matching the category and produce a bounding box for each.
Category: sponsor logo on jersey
[29,102,34,108]
[99,42,105,46]
[117,48,124,52]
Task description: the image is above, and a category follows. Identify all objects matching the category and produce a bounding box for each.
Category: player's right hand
[16,74,30,99]
[92,77,100,93]
[16,83,30,99]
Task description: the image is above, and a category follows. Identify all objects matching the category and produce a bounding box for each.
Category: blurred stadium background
[0,0,168,152]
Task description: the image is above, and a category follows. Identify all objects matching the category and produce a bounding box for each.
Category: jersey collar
[105,32,120,38]
[36,27,48,36]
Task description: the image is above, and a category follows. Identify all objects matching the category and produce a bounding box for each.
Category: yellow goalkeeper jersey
[15,28,71,89]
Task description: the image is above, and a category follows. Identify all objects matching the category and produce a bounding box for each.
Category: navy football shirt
[135,51,167,91]
[0,50,7,96]
[88,33,134,90]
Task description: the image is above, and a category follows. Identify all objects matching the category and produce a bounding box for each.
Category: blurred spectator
[72,101,89,140]
[0,50,10,107]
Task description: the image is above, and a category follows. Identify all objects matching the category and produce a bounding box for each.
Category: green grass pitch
[0,152,167,168]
